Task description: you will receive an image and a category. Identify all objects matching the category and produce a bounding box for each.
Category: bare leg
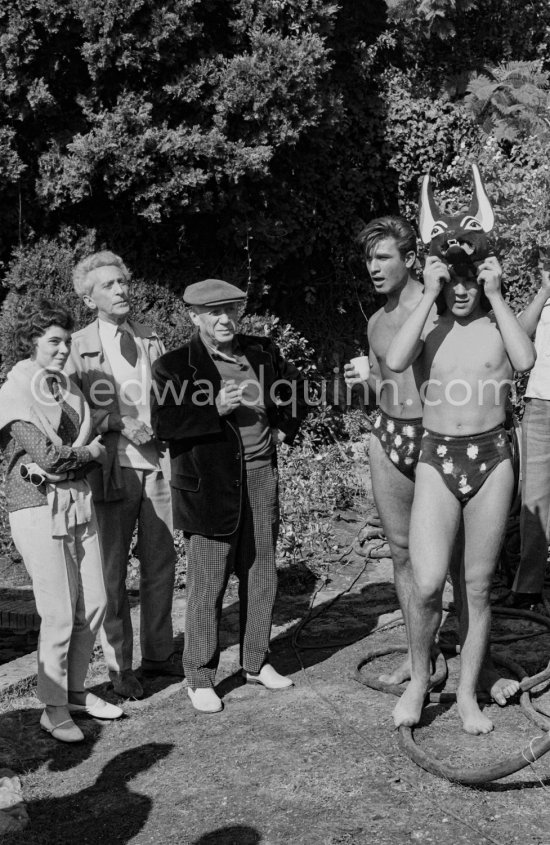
[369,436,415,685]
[393,465,461,727]
[451,525,519,706]
[457,460,515,734]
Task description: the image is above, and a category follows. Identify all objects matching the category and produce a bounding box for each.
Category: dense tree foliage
[0,2,386,297]
[1,0,550,364]
[465,61,550,144]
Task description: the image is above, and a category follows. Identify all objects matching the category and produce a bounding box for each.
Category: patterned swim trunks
[371,409,423,479]
[418,424,512,504]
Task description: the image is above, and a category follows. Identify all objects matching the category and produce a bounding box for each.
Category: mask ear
[418,171,443,244]
[467,164,494,232]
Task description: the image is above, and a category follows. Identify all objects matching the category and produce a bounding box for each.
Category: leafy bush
[277,436,368,578]
[0,466,14,560]
[465,61,550,144]
[240,311,319,377]
[241,310,373,445]
[0,230,191,376]
[382,68,481,219]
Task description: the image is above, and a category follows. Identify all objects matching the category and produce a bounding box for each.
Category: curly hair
[72,250,130,296]
[357,216,417,260]
[13,299,74,361]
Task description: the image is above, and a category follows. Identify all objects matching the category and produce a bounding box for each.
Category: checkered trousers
[183,461,279,689]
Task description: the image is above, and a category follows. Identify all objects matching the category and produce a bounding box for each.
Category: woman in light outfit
[0,300,123,742]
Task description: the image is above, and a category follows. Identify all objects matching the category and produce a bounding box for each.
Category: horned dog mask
[418,164,495,277]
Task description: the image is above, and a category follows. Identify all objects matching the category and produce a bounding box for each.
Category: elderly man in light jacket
[67,250,181,699]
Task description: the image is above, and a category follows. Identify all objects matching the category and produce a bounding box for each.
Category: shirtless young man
[387,255,534,734]
[344,216,426,686]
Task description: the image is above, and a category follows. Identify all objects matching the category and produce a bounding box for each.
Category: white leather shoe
[243,664,294,690]
[187,687,223,713]
[68,693,123,720]
[40,711,84,743]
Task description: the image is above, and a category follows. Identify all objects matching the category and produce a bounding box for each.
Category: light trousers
[94,467,176,674]
[9,505,106,705]
[515,397,550,594]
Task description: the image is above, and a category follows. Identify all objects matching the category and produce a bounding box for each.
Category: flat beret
[183,279,246,307]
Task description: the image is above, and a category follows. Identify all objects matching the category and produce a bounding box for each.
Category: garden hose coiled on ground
[354,606,550,784]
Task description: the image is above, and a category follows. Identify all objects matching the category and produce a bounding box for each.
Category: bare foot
[478,660,520,706]
[379,656,411,686]
[392,680,428,727]
[456,692,494,735]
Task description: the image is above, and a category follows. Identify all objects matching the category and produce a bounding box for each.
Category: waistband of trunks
[376,408,423,427]
[422,423,507,444]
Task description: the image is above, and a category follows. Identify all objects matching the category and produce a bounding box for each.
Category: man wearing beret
[151,279,307,713]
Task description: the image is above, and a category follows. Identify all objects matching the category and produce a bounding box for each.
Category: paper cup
[350,355,370,381]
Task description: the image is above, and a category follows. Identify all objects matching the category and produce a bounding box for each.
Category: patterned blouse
[1,402,93,513]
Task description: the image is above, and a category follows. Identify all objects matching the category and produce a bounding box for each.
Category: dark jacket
[151,333,306,536]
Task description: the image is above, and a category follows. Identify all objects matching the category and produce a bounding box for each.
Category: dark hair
[13,299,74,361]
[435,275,492,316]
[357,215,417,260]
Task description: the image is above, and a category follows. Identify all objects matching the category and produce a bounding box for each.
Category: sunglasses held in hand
[19,464,46,487]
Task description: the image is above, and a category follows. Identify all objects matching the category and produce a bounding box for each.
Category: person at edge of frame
[0,299,123,743]
[501,258,550,615]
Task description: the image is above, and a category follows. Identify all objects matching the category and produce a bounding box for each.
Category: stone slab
[0,652,38,700]
[0,589,40,632]
[0,596,173,700]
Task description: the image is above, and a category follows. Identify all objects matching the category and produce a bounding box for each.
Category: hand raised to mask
[477,255,503,297]
[423,256,450,297]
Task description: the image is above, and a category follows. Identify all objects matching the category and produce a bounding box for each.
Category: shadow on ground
[0,706,102,775]
[193,826,261,844]
[2,741,173,844]
[216,566,401,698]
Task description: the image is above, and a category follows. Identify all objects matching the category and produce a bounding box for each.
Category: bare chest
[425,324,510,382]
[370,312,410,362]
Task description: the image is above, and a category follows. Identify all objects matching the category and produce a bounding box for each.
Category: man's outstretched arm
[480,257,535,373]
[517,268,550,338]
[386,256,447,373]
